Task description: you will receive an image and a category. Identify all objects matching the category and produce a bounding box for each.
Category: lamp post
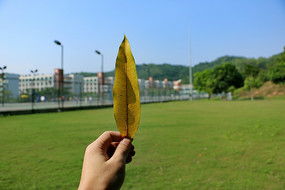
[54,40,64,109]
[0,65,7,107]
[188,33,193,101]
[95,50,104,104]
[143,64,150,101]
[30,69,38,112]
[54,40,64,70]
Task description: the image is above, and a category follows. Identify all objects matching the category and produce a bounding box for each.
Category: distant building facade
[83,76,114,94]
[19,74,54,93]
[64,74,84,95]
[180,84,193,95]
[83,76,98,93]
[0,73,20,99]
[20,73,83,96]
[17,71,180,99]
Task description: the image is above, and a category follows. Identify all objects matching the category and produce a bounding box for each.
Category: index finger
[88,131,123,152]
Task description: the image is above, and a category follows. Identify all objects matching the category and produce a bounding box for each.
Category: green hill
[75,48,284,84]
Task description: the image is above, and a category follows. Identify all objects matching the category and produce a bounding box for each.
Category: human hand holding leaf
[113,36,141,138]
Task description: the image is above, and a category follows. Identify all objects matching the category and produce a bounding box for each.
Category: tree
[76,48,285,86]
[256,70,269,83]
[194,69,216,99]
[268,62,285,84]
[267,47,285,84]
[212,63,244,94]
[243,64,260,78]
[194,64,244,98]
[244,76,262,100]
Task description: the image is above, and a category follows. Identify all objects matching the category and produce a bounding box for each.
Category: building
[147,77,154,89]
[18,71,178,99]
[173,79,182,91]
[19,74,54,93]
[180,84,193,95]
[0,73,20,99]
[20,72,84,96]
[83,76,114,94]
[138,79,145,89]
[154,80,163,88]
[104,76,114,94]
[162,78,173,89]
[83,76,98,93]
[64,74,84,95]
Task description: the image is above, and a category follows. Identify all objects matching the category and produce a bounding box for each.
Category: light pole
[95,50,104,104]
[188,34,193,101]
[189,64,193,100]
[54,40,64,70]
[54,40,64,109]
[143,64,151,101]
[30,69,38,112]
[0,65,7,107]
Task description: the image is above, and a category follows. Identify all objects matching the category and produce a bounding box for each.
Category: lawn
[0,100,285,190]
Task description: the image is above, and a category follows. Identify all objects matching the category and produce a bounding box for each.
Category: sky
[0,0,285,74]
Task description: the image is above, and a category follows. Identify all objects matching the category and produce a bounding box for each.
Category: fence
[0,76,199,114]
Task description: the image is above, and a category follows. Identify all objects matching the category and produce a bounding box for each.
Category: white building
[144,77,154,89]
[20,73,83,96]
[162,78,173,89]
[83,76,114,94]
[83,76,98,93]
[104,76,114,94]
[18,72,177,99]
[65,74,84,95]
[154,80,163,88]
[138,79,145,89]
[180,84,193,95]
[0,73,20,99]
[19,74,54,93]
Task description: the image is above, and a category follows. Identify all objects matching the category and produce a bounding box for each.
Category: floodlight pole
[189,65,193,100]
[30,69,38,112]
[54,40,64,70]
[54,40,64,109]
[188,33,193,101]
[95,50,104,104]
[0,65,7,107]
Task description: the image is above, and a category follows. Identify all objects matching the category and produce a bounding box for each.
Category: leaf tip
[123,34,129,43]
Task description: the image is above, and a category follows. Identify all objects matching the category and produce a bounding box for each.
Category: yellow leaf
[113,35,141,138]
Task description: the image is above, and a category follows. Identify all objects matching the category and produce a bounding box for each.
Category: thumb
[111,138,132,163]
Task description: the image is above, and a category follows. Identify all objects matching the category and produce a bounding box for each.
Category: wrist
[78,180,108,190]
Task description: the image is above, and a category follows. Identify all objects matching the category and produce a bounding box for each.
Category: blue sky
[0,0,285,74]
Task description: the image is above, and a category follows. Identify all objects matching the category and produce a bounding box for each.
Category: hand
[78,131,135,190]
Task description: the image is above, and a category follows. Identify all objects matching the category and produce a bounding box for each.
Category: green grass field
[1,100,285,190]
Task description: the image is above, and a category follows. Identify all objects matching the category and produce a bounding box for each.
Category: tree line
[194,47,285,99]
[76,47,285,99]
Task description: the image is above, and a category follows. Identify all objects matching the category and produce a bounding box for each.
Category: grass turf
[0,100,285,190]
